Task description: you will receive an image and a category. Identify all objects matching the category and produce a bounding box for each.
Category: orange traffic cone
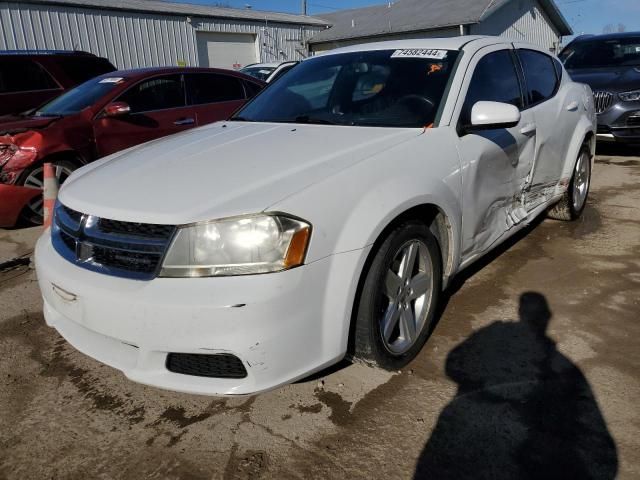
[43,163,59,229]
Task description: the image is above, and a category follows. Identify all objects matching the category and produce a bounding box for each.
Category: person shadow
[414,292,618,480]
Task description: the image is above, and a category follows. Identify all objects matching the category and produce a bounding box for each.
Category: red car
[0,67,264,226]
[0,50,116,116]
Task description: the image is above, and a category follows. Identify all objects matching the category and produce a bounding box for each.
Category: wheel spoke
[382,303,401,342]
[399,242,418,281]
[55,165,63,180]
[408,273,430,300]
[400,307,416,343]
[31,198,43,211]
[25,176,43,188]
[385,269,402,300]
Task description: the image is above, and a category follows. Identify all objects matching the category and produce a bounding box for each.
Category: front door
[455,46,537,263]
[93,74,196,158]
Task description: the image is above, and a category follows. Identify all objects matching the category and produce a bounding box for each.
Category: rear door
[93,74,196,157]
[454,46,537,262]
[0,58,62,115]
[514,46,579,208]
[185,73,247,126]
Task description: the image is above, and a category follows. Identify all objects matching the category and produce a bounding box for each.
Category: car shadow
[596,142,639,157]
[413,292,618,480]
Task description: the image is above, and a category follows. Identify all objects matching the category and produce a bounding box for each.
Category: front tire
[352,222,442,370]
[548,147,591,221]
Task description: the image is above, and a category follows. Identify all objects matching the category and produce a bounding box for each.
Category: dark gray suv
[560,32,640,146]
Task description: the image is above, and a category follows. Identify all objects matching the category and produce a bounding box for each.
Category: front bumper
[597,103,640,144]
[35,231,366,395]
[0,183,40,227]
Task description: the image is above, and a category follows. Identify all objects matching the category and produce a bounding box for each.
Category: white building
[309,0,572,54]
[0,0,328,69]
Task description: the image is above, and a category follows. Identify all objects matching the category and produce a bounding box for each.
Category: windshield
[232,49,459,128]
[561,37,640,68]
[34,76,125,117]
[241,66,277,82]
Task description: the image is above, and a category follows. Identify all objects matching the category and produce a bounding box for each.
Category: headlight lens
[619,90,640,102]
[160,214,311,277]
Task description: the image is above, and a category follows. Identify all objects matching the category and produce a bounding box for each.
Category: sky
[171,0,640,37]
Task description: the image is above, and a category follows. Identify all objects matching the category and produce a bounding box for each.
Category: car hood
[60,121,419,224]
[566,66,640,92]
[0,115,59,135]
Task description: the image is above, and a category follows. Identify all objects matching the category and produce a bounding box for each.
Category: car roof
[313,36,521,58]
[0,49,97,56]
[570,31,640,42]
[244,63,281,69]
[94,66,265,83]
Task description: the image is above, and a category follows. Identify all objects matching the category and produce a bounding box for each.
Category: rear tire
[548,147,591,221]
[17,159,76,225]
[351,221,442,370]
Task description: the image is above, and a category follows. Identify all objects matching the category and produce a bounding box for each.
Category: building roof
[19,0,328,26]
[309,0,572,45]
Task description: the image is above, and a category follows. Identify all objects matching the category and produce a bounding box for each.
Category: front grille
[166,353,248,379]
[593,91,614,114]
[52,202,176,280]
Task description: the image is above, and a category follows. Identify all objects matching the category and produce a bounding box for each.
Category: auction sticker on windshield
[391,49,448,59]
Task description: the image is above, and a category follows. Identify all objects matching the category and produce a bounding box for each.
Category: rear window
[0,59,58,93]
[53,56,116,84]
[518,49,559,105]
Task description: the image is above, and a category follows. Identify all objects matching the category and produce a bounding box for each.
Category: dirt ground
[0,145,638,480]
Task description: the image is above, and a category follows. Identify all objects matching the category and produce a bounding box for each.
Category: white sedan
[35,37,596,395]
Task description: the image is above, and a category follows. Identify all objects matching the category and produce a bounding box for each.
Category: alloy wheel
[23,164,74,219]
[572,151,590,213]
[380,239,434,355]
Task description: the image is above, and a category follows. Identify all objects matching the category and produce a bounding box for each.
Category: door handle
[520,123,537,135]
[566,101,579,112]
[173,117,195,126]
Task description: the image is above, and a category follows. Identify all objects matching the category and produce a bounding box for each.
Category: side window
[54,57,116,84]
[0,59,58,93]
[461,50,523,126]
[243,80,263,98]
[118,75,185,113]
[518,49,559,105]
[187,74,245,105]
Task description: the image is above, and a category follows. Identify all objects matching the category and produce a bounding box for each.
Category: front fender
[272,128,463,270]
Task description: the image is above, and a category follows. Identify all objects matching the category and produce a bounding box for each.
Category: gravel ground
[0,146,638,480]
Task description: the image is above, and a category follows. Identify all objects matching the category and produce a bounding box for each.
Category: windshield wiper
[293,115,336,125]
[228,116,251,122]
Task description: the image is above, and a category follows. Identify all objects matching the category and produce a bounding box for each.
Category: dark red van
[0,50,116,116]
[0,67,265,226]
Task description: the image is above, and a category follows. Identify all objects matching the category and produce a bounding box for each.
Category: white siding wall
[0,1,325,68]
[471,0,561,52]
[310,27,461,54]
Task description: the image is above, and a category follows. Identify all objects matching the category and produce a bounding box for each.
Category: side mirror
[104,101,131,117]
[470,101,521,130]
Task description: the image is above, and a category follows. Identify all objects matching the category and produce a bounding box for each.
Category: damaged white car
[35,37,596,395]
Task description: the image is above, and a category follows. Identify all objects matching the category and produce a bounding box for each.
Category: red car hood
[0,115,59,135]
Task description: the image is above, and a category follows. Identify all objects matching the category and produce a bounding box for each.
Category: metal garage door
[196,32,257,70]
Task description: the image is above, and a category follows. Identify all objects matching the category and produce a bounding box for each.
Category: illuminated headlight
[160,214,311,277]
[619,90,640,102]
